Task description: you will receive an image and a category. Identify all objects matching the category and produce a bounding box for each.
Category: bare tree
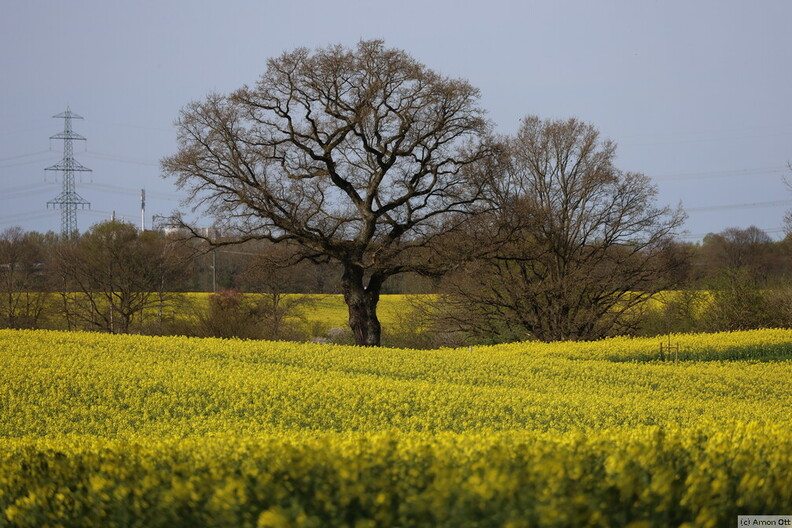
[700,226,773,276]
[0,227,51,329]
[57,221,184,334]
[435,116,686,342]
[162,40,492,345]
[235,242,316,340]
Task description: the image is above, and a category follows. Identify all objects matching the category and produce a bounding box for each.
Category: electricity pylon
[46,107,91,239]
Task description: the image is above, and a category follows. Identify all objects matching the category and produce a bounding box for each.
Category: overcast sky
[2,0,791,241]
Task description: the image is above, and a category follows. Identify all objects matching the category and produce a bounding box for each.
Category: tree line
[3,220,792,346]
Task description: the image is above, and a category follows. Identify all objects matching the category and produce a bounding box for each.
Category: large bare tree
[162,41,491,345]
[434,116,686,342]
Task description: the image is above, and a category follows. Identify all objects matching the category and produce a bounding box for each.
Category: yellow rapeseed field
[1,328,790,526]
[153,293,414,339]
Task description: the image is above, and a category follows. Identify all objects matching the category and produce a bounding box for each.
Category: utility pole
[140,189,146,231]
[46,107,91,239]
[212,249,217,292]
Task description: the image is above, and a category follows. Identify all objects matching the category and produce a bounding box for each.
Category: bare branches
[162,41,490,272]
[161,41,492,345]
[435,116,686,342]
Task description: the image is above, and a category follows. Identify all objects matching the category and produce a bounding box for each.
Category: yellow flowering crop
[1,328,790,526]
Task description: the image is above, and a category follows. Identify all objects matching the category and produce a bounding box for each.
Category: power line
[0,210,54,221]
[89,119,172,134]
[686,199,792,213]
[622,128,792,147]
[0,124,53,137]
[1,182,54,194]
[0,154,60,169]
[0,211,56,225]
[0,150,53,163]
[651,166,787,181]
[678,227,786,241]
[82,151,159,167]
[0,187,57,201]
[82,182,180,201]
[83,209,138,220]
[1,149,159,169]
[6,182,55,192]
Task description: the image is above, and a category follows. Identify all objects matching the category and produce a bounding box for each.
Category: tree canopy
[434,116,687,342]
[162,40,492,345]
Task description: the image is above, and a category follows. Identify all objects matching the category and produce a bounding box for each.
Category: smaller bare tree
[0,227,51,329]
[433,116,686,342]
[56,221,185,334]
[700,226,773,277]
[235,242,316,340]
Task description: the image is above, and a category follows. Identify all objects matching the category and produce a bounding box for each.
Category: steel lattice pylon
[46,107,91,239]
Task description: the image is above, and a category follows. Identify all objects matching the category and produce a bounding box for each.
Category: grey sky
[2,0,791,241]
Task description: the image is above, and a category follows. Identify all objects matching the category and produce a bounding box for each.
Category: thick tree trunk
[342,264,382,346]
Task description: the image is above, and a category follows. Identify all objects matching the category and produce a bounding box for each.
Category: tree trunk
[342,263,382,346]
